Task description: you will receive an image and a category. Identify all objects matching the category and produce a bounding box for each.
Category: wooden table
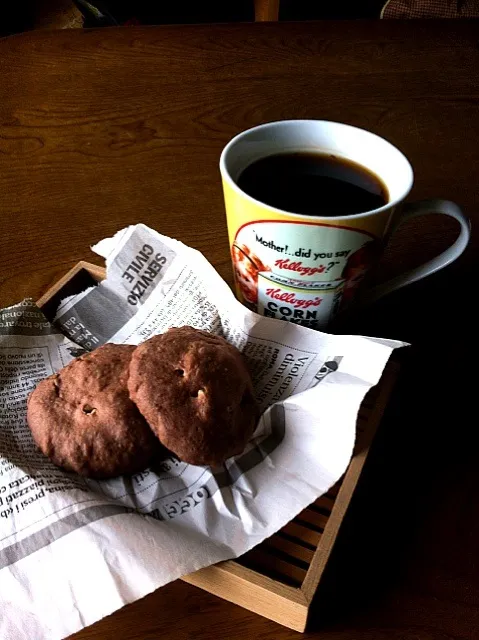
[0,20,478,640]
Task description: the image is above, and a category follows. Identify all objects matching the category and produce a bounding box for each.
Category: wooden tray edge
[182,562,309,632]
[36,261,105,308]
[301,361,399,603]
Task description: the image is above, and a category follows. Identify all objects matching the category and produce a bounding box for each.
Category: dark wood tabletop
[0,19,478,640]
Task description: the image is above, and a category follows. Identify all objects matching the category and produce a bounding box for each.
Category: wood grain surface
[0,20,478,640]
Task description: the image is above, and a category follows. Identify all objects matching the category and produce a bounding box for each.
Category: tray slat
[237,547,308,587]
[264,535,315,566]
[281,520,323,547]
[295,508,330,531]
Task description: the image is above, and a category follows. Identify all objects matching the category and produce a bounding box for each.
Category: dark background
[2,0,388,36]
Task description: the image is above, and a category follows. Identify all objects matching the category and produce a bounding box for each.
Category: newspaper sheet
[0,225,405,639]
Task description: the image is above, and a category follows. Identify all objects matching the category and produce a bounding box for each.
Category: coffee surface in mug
[237,152,389,217]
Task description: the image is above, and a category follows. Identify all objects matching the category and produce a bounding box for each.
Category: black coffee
[237,152,389,217]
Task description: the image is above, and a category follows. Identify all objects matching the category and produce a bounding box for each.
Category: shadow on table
[307,263,476,632]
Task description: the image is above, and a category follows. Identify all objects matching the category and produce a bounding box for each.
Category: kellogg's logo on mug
[220,120,470,330]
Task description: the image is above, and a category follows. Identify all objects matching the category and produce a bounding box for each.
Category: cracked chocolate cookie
[128,327,258,466]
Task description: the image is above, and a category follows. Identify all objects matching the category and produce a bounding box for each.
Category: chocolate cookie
[128,327,258,466]
[27,343,157,478]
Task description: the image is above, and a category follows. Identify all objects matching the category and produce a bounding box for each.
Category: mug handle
[363,199,471,305]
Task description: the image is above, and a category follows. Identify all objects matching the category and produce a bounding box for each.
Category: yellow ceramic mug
[220,120,470,329]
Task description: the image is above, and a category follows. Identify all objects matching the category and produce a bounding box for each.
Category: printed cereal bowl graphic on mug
[231,243,271,308]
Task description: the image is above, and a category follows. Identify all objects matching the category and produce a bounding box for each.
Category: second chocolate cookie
[128,327,258,466]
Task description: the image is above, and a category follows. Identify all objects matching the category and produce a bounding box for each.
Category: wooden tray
[37,261,398,633]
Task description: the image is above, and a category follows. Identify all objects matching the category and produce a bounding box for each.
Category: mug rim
[219,119,414,221]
